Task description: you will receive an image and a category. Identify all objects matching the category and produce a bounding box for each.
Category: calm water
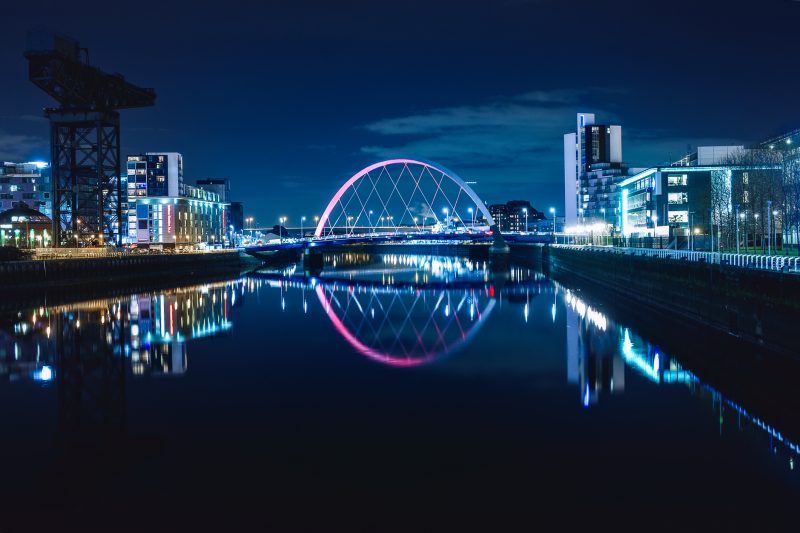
[1,252,798,530]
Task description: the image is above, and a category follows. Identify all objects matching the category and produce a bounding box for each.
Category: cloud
[0,132,48,162]
[360,88,614,185]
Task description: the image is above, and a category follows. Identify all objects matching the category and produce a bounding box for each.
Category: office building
[126,153,227,248]
[0,162,51,218]
[564,113,629,230]
[619,146,781,248]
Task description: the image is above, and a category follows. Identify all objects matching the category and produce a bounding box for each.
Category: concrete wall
[547,246,800,357]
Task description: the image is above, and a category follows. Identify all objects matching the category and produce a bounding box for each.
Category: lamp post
[708,208,714,254]
[468,207,474,230]
[767,200,772,255]
[735,205,741,254]
[753,213,764,251]
[301,216,306,239]
[368,210,373,234]
[442,208,449,231]
[773,209,779,254]
[279,216,286,244]
[522,208,528,234]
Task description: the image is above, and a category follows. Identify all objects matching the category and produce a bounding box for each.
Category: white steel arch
[314,159,495,238]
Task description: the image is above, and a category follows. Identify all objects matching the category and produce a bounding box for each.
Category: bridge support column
[488,225,510,255]
[302,248,324,276]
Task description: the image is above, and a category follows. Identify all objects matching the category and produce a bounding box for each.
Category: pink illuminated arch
[315,284,496,367]
[314,159,495,238]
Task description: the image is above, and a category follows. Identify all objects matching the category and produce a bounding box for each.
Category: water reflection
[0,280,257,385]
[0,252,797,480]
[560,284,800,474]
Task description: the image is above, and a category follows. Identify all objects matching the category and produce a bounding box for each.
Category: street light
[522,208,528,234]
[754,213,760,252]
[468,207,474,229]
[301,216,306,239]
[767,200,772,255]
[442,207,449,231]
[368,210,374,234]
[279,216,286,244]
[772,209,779,254]
[736,205,741,254]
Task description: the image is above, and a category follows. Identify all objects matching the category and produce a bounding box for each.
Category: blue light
[33,365,54,382]
[583,384,590,407]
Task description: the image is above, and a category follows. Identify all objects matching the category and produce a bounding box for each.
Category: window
[138,220,148,229]
[743,190,749,203]
[667,174,688,186]
[742,172,749,185]
[669,211,689,223]
[668,192,688,204]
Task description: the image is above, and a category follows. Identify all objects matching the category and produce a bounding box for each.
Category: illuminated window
[667,174,688,186]
[743,190,749,203]
[668,192,688,204]
[742,172,749,185]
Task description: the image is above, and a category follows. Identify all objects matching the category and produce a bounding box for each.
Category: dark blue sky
[2,0,799,224]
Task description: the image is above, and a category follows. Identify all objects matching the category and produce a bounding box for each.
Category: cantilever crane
[25,33,156,246]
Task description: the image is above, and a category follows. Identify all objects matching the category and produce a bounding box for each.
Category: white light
[34,365,54,382]
[28,161,49,169]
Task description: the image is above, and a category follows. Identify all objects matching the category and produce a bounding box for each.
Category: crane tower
[25,33,156,246]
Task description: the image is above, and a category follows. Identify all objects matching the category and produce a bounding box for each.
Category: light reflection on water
[0,252,798,515]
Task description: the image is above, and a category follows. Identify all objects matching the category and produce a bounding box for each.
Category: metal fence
[553,244,800,273]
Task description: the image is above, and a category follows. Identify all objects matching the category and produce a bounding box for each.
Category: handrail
[552,244,799,273]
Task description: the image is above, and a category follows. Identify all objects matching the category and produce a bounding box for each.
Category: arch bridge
[245,159,552,256]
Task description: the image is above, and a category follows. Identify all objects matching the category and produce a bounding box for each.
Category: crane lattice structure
[25,33,156,246]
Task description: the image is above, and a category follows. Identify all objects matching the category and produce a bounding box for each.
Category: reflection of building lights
[620,329,659,382]
[33,365,54,382]
[565,290,607,331]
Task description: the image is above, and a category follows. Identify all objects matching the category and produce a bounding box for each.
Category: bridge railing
[554,244,800,274]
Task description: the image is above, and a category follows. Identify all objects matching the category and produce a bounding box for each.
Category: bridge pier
[302,247,324,276]
[488,225,510,255]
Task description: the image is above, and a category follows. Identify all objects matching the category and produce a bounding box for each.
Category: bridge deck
[244,232,553,255]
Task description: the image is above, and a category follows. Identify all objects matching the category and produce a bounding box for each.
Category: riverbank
[0,251,263,310]
[513,244,800,357]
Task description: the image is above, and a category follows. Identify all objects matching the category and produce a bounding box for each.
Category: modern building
[0,162,51,218]
[564,113,629,231]
[0,204,52,247]
[488,200,547,232]
[126,153,227,248]
[618,146,781,249]
[195,178,230,203]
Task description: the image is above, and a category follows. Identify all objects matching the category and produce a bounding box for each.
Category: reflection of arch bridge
[249,272,547,367]
[245,159,551,256]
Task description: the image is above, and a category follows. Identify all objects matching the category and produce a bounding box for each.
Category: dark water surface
[1,253,798,531]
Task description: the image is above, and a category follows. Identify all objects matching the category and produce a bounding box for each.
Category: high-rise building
[125,153,227,248]
[564,113,627,230]
[0,162,51,218]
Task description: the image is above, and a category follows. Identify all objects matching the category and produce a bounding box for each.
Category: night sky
[2,0,799,225]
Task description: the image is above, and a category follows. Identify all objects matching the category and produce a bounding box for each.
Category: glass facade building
[126,153,227,248]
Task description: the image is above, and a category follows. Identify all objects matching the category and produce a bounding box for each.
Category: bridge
[244,159,553,257]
